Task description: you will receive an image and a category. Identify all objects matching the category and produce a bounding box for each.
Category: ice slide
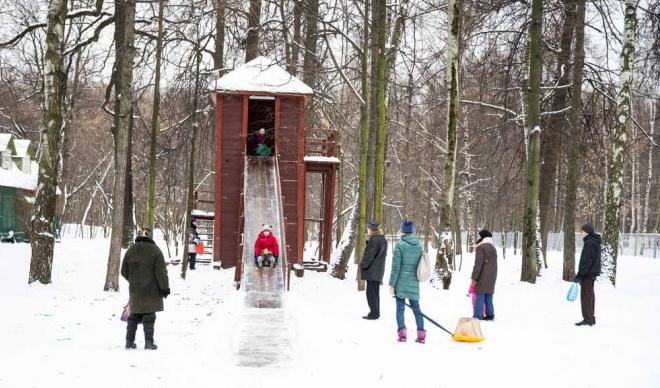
[240,156,287,308]
[234,156,293,367]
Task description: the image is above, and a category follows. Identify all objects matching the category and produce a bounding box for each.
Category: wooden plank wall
[216,95,244,268]
[277,96,303,263]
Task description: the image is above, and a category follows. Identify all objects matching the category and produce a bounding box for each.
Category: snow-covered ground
[1,238,659,388]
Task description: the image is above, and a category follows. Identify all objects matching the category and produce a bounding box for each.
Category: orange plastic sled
[195,242,205,255]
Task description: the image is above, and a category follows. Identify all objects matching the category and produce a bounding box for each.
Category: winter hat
[401,220,414,234]
[137,228,152,238]
[259,128,266,135]
[261,223,273,232]
[366,220,380,231]
[581,223,595,235]
[478,229,492,239]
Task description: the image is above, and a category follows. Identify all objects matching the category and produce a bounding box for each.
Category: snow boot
[397,328,407,342]
[144,340,158,350]
[125,341,136,350]
[415,330,426,344]
[575,319,594,327]
[484,315,495,321]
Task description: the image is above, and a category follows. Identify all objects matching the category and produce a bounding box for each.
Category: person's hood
[135,236,155,244]
[475,236,494,247]
[584,233,601,245]
[401,233,419,245]
[258,231,275,239]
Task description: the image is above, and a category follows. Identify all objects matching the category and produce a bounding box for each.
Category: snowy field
[1,238,659,388]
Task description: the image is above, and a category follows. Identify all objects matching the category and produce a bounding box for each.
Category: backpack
[416,251,433,282]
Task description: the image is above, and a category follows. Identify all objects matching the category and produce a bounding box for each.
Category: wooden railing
[305,129,338,157]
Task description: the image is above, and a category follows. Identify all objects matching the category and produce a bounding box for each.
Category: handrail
[273,155,289,291]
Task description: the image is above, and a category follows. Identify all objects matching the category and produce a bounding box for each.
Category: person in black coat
[359,220,388,320]
[121,228,170,349]
[575,223,601,326]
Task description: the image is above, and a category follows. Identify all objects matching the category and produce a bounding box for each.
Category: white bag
[416,251,433,282]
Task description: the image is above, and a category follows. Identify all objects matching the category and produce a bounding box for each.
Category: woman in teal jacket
[389,220,425,343]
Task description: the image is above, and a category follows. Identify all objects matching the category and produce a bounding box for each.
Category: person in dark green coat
[121,228,170,350]
[389,221,425,343]
[359,220,388,320]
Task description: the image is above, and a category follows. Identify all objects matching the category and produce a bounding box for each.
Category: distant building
[0,133,38,236]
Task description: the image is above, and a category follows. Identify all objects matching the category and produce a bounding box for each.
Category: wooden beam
[214,94,223,265]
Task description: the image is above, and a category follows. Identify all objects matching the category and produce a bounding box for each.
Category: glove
[161,288,170,298]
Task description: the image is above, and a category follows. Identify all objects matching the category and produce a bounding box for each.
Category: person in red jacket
[254,224,279,267]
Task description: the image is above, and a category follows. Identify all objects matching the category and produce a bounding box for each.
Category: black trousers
[126,313,156,342]
[580,277,595,322]
[366,281,381,318]
[188,252,197,269]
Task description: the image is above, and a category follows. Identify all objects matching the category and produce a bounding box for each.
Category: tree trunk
[289,0,301,75]
[122,107,134,247]
[602,0,637,286]
[302,0,319,88]
[640,100,655,255]
[105,0,137,291]
[521,0,543,284]
[563,0,586,282]
[214,0,225,70]
[435,0,461,290]
[147,0,165,231]
[331,197,358,279]
[245,0,261,62]
[540,0,575,261]
[356,0,370,292]
[182,48,203,280]
[29,0,68,285]
[372,0,387,223]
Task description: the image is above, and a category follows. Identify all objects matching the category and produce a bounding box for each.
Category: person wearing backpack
[389,220,425,343]
[359,220,388,320]
[471,229,498,321]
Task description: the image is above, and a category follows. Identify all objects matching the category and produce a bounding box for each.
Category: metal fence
[491,232,660,259]
[382,232,660,259]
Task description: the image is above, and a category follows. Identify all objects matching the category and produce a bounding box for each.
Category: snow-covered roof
[304,156,341,164]
[210,56,313,96]
[191,209,215,217]
[0,164,37,191]
[0,133,12,152]
[12,139,31,158]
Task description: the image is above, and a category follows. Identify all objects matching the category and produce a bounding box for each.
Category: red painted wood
[214,94,223,264]
[296,97,305,264]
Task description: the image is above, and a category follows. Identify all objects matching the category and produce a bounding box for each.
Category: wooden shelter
[207,57,339,270]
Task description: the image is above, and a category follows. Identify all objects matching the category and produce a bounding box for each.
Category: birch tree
[434,0,461,290]
[602,0,638,286]
[28,0,67,285]
[521,0,543,283]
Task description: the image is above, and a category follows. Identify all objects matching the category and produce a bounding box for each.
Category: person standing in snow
[359,220,388,320]
[188,221,201,270]
[121,228,170,350]
[575,223,601,326]
[389,220,425,343]
[471,229,498,321]
[254,224,279,266]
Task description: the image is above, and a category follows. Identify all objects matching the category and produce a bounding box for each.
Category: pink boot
[416,329,426,344]
[397,328,407,342]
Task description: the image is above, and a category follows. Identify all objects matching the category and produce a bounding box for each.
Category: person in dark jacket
[188,221,201,270]
[471,229,498,320]
[359,219,388,320]
[575,223,601,326]
[121,228,170,350]
[389,220,425,343]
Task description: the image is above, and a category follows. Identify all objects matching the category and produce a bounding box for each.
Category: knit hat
[259,128,266,135]
[137,228,152,238]
[261,223,273,232]
[479,229,492,239]
[366,220,380,231]
[401,220,414,234]
[581,223,595,235]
